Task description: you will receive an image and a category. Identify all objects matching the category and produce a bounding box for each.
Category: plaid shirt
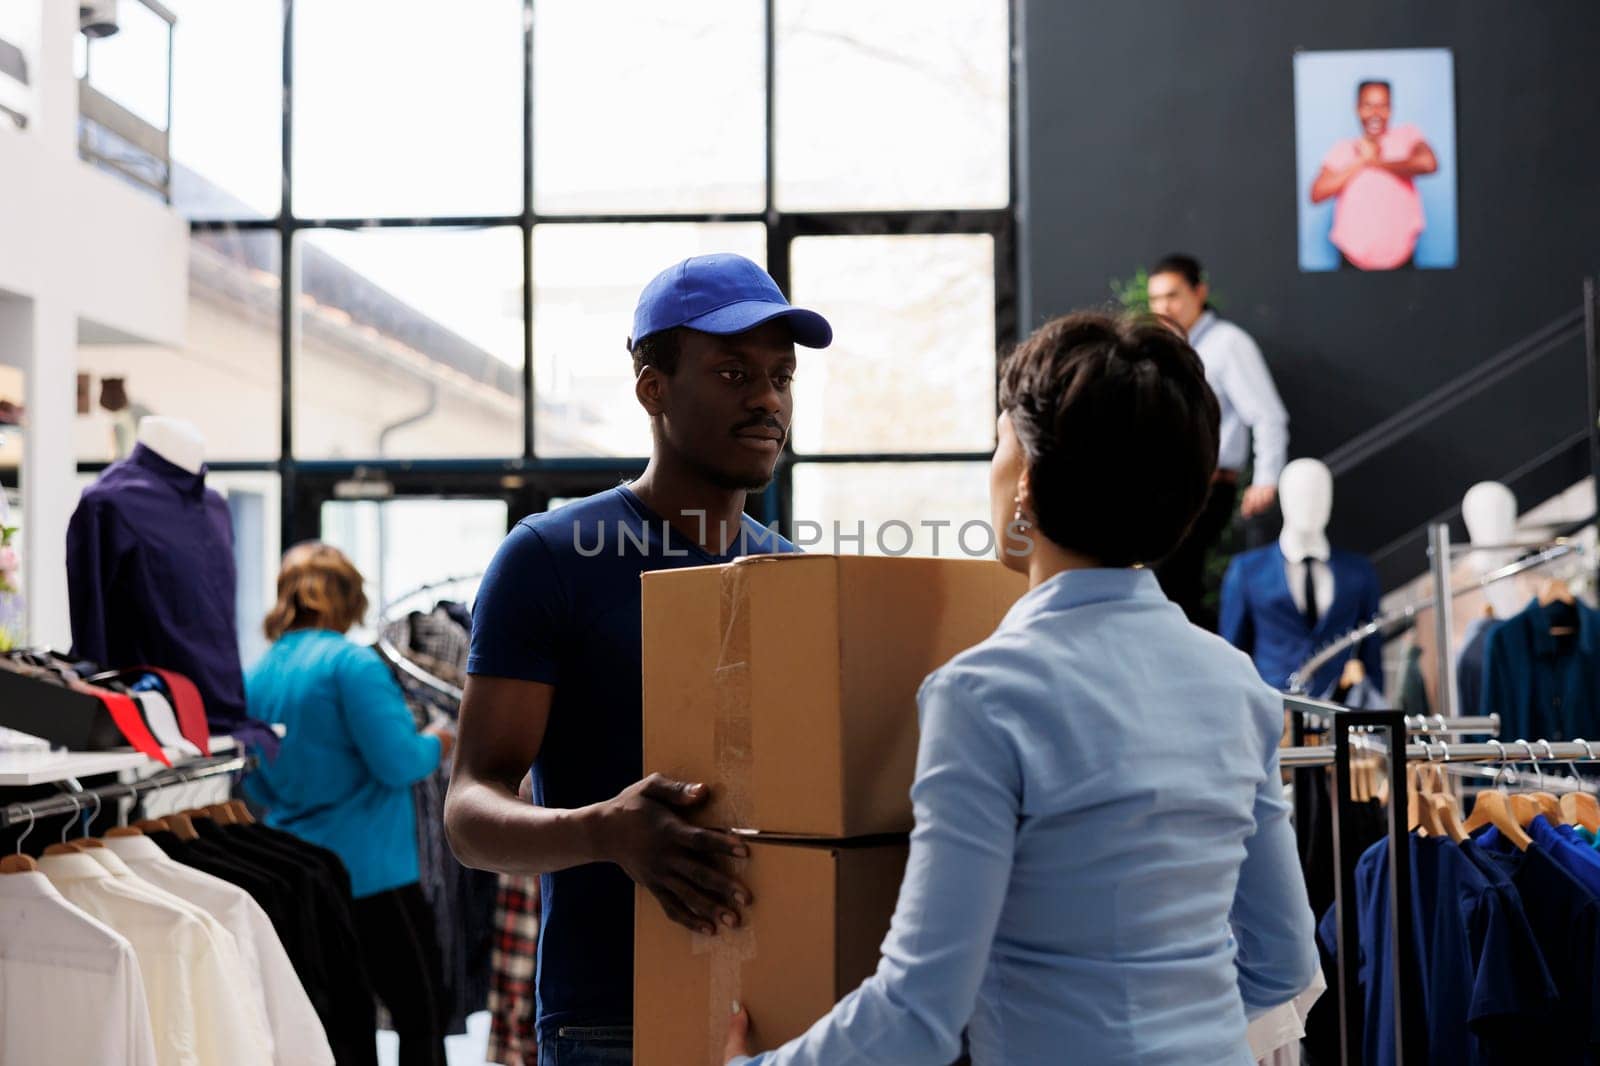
[488,875,541,1065]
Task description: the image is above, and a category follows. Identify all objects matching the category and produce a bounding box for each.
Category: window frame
[80,0,1020,550]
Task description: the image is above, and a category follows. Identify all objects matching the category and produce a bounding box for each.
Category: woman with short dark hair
[247,541,454,1066]
[727,312,1317,1065]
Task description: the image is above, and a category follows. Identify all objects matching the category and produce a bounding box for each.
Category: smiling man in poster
[1309,79,1439,271]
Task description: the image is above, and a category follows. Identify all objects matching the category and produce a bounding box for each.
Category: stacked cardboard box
[636,555,1026,1065]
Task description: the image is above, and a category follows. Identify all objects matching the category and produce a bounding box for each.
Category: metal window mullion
[279,0,296,549]
[523,0,536,460]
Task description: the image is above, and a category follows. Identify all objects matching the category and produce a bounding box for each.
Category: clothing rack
[1281,737,1600,769]
[0,751,249,829]
[374,572,480,706]
[1283,693,1500,737]
[377,572,483,623]
[1286,539,1582,693]
[1289,707,1417,1065]
[1285,714,1600,1065]
[375,637,463,704]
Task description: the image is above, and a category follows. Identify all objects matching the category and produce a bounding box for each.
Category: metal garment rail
[1281,737,1600,769]
[1283,693,1500,735]
[1287,540,1581,692]
[0,752,250,828]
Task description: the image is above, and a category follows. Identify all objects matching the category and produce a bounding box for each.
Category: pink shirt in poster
[1323,124,1426,270]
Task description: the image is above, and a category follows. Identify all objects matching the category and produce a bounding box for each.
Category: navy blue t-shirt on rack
[467,485,796,1037]
[1319,834,1556,1066]
[1463,836,1600,1062]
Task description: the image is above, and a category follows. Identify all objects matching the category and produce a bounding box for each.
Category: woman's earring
[1012,495,1032,532]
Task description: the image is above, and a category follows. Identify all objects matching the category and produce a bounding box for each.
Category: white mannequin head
[1462,482,1516,548]
[1462,481,1520,613]
[1279,459,1333,536]
[135,416,205,475]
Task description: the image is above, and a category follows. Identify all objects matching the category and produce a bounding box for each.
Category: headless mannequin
[1462,481,1520,619]
[135,416,205,475]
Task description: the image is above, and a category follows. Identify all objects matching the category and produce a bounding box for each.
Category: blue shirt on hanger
[1319,834,1555,1066]
[1461,836,1600,1061]
[1482,597,1600,740]
[1481,816,1600,899]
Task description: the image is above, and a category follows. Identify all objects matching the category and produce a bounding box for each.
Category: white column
[32,0,76,160]
[12,297,77,649]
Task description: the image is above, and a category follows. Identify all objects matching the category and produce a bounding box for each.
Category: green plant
[1110,268,1151,314]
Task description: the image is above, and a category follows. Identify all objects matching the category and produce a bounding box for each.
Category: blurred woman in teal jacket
[246,541,453,1066]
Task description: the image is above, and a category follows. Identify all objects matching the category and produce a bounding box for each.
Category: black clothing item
[1398,643,1431,717]
[1302,559,1320,630]
[192,819,378,1066]
[1299,781,1389,1066]
[1155,479,1237,632]
[246,821,356,899]
[353,883,449,1066]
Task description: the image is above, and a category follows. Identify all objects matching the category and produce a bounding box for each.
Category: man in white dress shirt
[1148,254,1290,630]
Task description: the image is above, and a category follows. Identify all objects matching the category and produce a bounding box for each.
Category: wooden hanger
[1406,768,1423,832]
[1465,790,1533,850]
[1530,792,1564,822]
[165,813,199,842]
[204,803,237,826]
[1560,791,1600,832]
[1431,793,1469,843]
[227,800,256,825]
[134,817,171,835]
[1,810,39,873]
[1540,578,1576,605]
[1510,793,1540,827]
[1540,579,1579,636]
[104,826,144,838]
[66,838,106,851]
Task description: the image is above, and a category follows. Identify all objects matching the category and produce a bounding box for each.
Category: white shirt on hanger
[0,869,159,1066]
[38,851,272,1066]
[104,833,335,1066]
[83,845,276,1063]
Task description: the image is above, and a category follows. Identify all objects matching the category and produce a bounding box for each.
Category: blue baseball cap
[629,253,832,352]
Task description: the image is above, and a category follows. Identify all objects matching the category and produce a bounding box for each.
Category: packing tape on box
[715,563,754,831]
[698,563,758,1053]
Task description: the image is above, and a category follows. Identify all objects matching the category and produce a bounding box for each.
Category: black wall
[1020,1,1600,582]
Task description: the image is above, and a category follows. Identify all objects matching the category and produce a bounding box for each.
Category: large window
[293,227,524,460]
[120,0,1016,563]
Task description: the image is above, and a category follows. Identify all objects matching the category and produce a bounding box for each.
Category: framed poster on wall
[1294,48,1458,272]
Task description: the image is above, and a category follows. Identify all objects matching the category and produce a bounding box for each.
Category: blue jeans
[538,1024,632,1066]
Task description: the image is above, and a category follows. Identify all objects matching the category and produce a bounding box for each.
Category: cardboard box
[634,836,908,1066]
[642,555,1025,837]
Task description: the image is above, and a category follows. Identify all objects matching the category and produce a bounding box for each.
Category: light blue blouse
[736,568,1317,1065]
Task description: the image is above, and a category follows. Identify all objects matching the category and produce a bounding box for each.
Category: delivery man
[445,253,833,1066]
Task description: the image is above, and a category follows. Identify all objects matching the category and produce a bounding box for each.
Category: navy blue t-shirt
[467,485,796,1035]
[1319,834,1555,1066]
[1463,837,1600,1062]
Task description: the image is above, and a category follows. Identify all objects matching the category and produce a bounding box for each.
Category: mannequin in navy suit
[1220,459,1384,695]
